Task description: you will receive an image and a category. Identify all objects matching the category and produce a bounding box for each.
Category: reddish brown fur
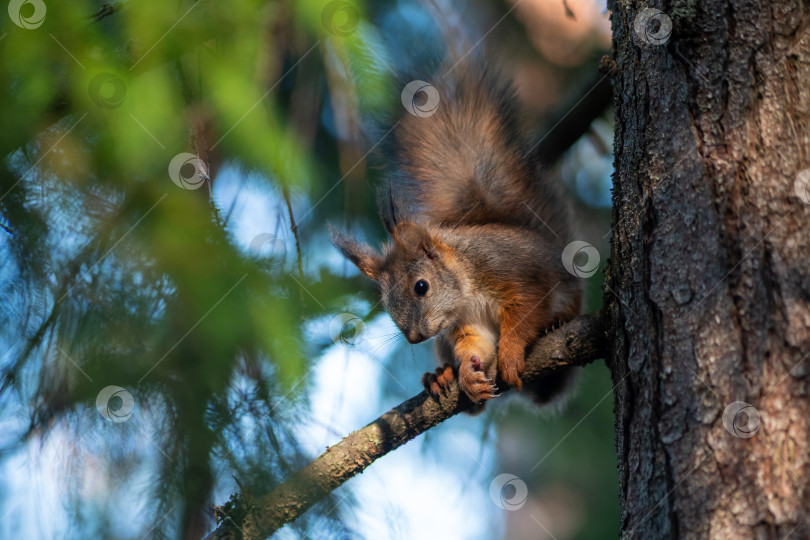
[332,61,585,404]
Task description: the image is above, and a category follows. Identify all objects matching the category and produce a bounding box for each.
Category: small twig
[208,311,608,539]
[282,185,304,281]
[89,2,126,22]
[562,0,577,20]
[0,222,12,236]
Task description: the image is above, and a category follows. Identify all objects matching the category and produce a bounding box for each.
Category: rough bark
[209,311,608,539]
[607,1,810,538]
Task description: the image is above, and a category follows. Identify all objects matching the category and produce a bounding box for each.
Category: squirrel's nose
[407,331,426,344]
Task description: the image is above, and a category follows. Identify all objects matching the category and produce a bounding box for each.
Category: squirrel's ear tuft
[392,221,440,260]
[376,183,398,236]
[329,226,383,280]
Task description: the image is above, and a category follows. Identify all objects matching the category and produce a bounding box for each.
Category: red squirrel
[331,63,584,405]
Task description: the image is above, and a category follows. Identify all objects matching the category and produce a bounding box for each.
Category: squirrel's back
[385,63,573,245]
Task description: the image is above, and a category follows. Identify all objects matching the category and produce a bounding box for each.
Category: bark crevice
[610,0,810,537]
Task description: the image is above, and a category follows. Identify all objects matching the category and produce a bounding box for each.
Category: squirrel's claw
[497,344,526,391]
[499,360,525,391]
[458,360,497,402]
[422,363,455,399]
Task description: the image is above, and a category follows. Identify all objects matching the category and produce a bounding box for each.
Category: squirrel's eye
[414,279,429,297]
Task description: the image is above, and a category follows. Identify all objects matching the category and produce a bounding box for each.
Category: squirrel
[331,62,584,405]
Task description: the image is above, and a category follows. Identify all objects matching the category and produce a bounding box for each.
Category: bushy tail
[383,63,572,242]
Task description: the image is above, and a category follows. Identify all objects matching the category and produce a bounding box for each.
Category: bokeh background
[0,0,615,538]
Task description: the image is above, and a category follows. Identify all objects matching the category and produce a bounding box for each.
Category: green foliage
[0,0,616,538]
[0,0,386,536]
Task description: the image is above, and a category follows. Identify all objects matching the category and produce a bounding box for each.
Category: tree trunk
[607,1,810,538]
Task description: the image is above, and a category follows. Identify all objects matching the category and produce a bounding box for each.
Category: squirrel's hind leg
[422,333,456,400]
[422,333,481,415]
[421,363,455,399]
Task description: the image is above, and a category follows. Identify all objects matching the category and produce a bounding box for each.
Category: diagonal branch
[208,310,608,539]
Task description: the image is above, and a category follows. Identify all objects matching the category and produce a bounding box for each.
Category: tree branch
[531,69,613,166]
[282,185,304,282]
[209,310,608,539]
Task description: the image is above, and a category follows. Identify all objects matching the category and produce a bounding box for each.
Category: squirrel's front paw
[498,349,525,391]
[422,363,455,399]
[458,356,497,402]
